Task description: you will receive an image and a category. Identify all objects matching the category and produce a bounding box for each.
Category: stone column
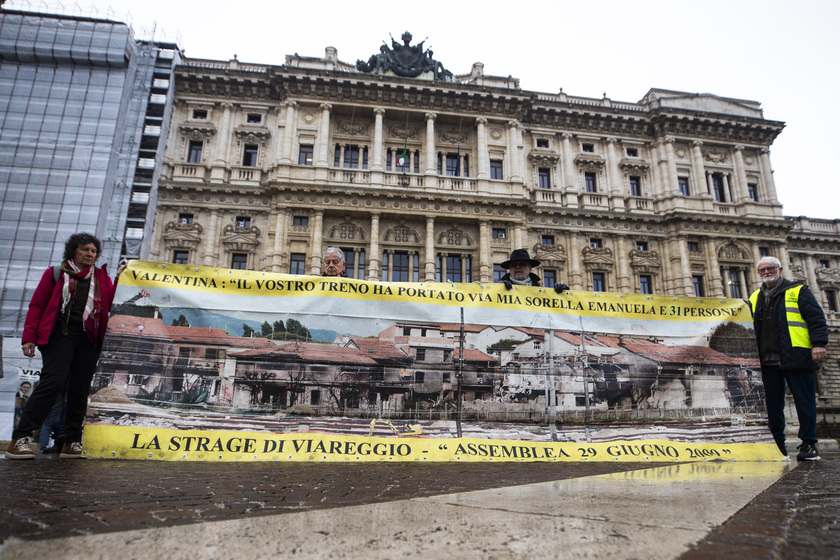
[425,112,437,175]
[733,145,750,202]
[706,240,723,297]
[567,234,583,288]
[616,237,631,292]
[759,148,780,204]
[476,117,489,179]
[664,136,678,194]
[507,120,522,181]
[315,103,332,168]
[738,269,749,299]
[606,137,622,196]
[778,245,791,277]
[279,101,296,164]
[372,107,385,171]
[805,255,820,298]
[652,139,668,198]
[309,211,324,274]
[690,141,706,197]
[216,102,235,164]
[272,208,289,271]
[479,220,491,283]
[678,238,693,295]
[203,210,221,266]
[368,213,380,281]
[425,216,436,281]
[723,174,732,203]
[561,132,575,189]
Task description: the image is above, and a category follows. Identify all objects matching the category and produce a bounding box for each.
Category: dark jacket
[499,272,542,287]
[22,265,118,348]
[750,278,828,371]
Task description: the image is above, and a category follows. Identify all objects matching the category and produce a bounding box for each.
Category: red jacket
[22,265,118,348]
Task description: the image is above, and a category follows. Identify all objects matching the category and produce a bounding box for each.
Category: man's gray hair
[324,246,345,264]
[757,256,782,270]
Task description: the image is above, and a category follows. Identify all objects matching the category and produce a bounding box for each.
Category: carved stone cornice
[234,126,271,143]
[618,158,650,174]
[629,249,661,268]
[528,149,560,167]
[533,244,567,266]
[221,225,261,252]
[337,119,370,136]
[582,246,614,266]
[179,122,217,139]
[162,222,203,249]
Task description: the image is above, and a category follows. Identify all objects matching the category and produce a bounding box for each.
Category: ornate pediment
[179,122,216,139]
[789,265,806,283]
[582,246,614,266]
[438,127,470,145]
[355,31,453,82]
[533,244,567,266]
[704,148,727,164]
[221,225,261,252]
[574,153,605,170]
[816,267,840,287]
[717,242,749,261]
[162,222,203,249]
[337,119,370,137]
[387,124,421,140]
[618,158,650,174]
[234,126,271,143]
[528,149,560,167]
[629,249,661,268]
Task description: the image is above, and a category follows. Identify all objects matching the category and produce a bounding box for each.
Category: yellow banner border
[82,425,786,463]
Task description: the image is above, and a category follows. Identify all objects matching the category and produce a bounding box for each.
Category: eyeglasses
[757,266,778,273]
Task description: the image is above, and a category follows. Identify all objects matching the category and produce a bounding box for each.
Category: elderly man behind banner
[497,249,568,292]
[322,247,347,278]
[748,256,828,461]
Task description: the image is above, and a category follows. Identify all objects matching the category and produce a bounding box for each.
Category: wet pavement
[0,449,837,559]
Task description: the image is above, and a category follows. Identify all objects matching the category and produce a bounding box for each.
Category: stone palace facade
[148,38,840,418]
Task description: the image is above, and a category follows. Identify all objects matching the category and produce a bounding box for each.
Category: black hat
[500,249,540,269]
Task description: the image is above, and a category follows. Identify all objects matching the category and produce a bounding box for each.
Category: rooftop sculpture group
[356,31,453,81]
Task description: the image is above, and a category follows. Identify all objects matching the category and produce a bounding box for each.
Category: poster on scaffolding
[91,260,762,425]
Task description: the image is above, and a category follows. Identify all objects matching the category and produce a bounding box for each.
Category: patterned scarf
[59,259,101,344]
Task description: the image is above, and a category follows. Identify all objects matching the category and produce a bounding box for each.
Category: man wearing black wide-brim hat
[498,249,569,293]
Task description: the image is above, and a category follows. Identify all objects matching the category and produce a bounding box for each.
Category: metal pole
[548,329,558,441]
[456,307,464,438]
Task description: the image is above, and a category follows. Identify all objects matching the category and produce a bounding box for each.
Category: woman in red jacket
[6,233,126,460]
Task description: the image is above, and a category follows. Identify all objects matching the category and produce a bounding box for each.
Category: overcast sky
[8,0,839,220]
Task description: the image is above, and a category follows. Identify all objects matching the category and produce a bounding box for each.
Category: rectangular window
[242,144,258,167]
[688,241,700,252]
[236,216,251,228]
[292,216,309,226]
[445,153,461,177]
[640,274,652,295]
[541,235,554,246]
[492,228,506,239]
[585,172,597,193]
[231,253,248,270]
[178,213,194,225]
[692,275,705,297]
[582,143,594,153]
[289,253,307,275]
[298,145,313,166]
[192,109,207,119]
[636,241,648,251]
[187,140,203,163]
[341,145,361,169]
[820,259,830,268]
[592,272,605,292]
[626,147,638,157]
[415,349,426,362]
[391,251,410,282]
[826,289,838,312]
[490,159,503,180]
[173,250,189,265]
[538,168,551,189]
[678,177,690,196]
[543,270,556,288]
[590,238,602,248]
[629,176,642,197]
[748,183,759,201]
[726,268,742,298]
[493,264,505,283]
[246,113,262,124]
[310,389,321,405]
[536,138,549,148]
[759,246,770,257]
[712,173,726,202]
[415,371,425,383]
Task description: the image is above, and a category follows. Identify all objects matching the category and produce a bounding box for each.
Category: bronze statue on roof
[356,31,453,81]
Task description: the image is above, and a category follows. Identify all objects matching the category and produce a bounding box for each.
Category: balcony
[174,163,207,181]
[625,196,653,212]
[435,177,476,191]
[232,166,262,183]
[328,169,370,184]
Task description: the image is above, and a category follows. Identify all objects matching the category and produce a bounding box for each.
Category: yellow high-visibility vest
[749,285,812,349]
